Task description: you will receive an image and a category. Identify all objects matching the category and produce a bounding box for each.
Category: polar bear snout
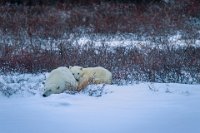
[42,90,52,97]
[42,94,47,97]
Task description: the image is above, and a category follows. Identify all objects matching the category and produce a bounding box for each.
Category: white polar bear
[69,66,112,91]
[43,67,78,97]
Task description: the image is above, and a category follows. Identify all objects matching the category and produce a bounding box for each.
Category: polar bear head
[43,85,66,97]
[69,66,84,82]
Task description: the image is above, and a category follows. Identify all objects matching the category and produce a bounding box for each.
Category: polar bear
[43,67,78,97]
[69,66,112,91]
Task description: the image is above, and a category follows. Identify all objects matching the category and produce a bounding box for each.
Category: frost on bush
[65,84,112,97]
[81,84,112,97]
[0,79,17,97]
[0,73,46,97]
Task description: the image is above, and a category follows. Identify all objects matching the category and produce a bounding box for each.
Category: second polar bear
[43,67,78,97]
[69,66,112,90]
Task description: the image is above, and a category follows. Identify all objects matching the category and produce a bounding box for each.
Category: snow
[0,75,200,133]
[1,32,200,52]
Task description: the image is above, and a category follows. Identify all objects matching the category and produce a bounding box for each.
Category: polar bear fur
[43,67,78,97]
[69,66,112,91]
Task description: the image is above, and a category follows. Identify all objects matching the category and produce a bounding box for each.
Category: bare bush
[1,40,200,84]
[0,1,200,84]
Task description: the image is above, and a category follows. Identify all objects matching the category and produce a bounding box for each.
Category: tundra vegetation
[0,0,200,84]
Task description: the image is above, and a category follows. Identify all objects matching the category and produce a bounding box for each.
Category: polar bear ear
[80,67,83,70]
[69,66,72,69]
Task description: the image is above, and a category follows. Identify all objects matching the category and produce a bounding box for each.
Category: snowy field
[0,73,200,133]
[1,33,200,51]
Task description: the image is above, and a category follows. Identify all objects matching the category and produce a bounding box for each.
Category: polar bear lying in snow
[43,67,78,97]
[69,66,112,91]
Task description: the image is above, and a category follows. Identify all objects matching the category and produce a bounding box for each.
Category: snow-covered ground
[0,73,200,133]
[1,33,200,51]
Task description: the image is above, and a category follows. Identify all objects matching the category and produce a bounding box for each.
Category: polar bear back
[82,66,112,84]
[45,67,77,88]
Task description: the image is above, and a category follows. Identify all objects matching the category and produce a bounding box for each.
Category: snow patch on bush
[0,73,46,97]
